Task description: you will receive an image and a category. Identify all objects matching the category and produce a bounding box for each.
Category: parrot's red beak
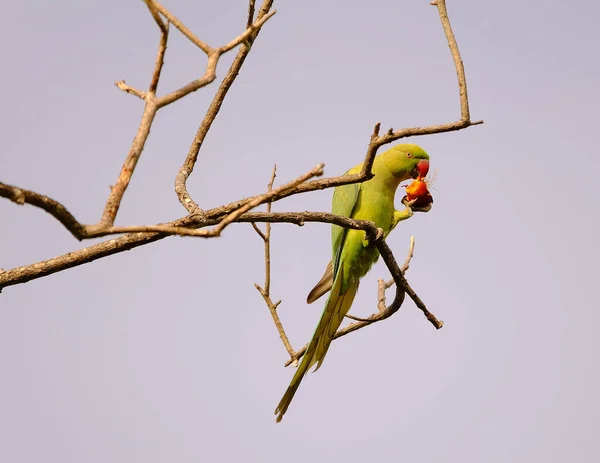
[415,159,429,179]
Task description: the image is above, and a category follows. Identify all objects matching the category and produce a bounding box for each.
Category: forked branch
[0,0,481,298]
[173,1,276,214]
[252,167,296,359]
[248,208,442,366]
[0,0,277,240]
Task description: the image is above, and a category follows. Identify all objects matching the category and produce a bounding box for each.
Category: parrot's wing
[331,180,361,276]
[306,260,333,304]
[306,172,360,303]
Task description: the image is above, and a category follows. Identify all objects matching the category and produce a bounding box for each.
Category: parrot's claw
[401,195,433,213]
[406,197,418,208]
[364,227,384,247]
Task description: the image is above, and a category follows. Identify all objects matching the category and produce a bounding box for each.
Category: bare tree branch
[0,182,87,240]
[251,222,267,241]
[0,161,376,277]
[220,13,276,53]
[253,166,297,359]
[0,207,417,291]
[346,235,415,320]
[148,21,169,94]
[173,1,276,214]
[376,235,417,294]
[156,10,276,109]
[375,235,443,329]
[0,0,480,302]
[106,163,325,239]
[212,164,325,236]
[97,97,159,229]
[0,178,352,290]
[150,0,213,54]
[0,162,323,246]
[115,81,146,100]
[247,0,256,29]
[142,0,168,35]
[287,0,484,191]
[431,0,470,121]
[0,0,277,241]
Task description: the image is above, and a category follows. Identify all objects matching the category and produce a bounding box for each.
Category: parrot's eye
[405,152,413,158]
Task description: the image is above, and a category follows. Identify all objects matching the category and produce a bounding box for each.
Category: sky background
[1,0,599,462]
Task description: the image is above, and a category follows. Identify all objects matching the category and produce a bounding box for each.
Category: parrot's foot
[401,195,433,213]
[363,227,385,247]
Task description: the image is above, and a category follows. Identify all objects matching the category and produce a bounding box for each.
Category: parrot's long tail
[275,268,359,422]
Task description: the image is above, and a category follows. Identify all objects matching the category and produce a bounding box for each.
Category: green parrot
[274,143,431,422]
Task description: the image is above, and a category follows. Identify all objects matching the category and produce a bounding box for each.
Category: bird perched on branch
[275,144,431,422]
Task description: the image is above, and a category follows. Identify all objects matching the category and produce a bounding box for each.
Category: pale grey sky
[1,1,599,462]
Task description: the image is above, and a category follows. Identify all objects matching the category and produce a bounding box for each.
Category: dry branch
[248,210,443,366]
[250,204,440,366]
[173,1,276,214]
[1,1,275,240]
[0,182,87,240]
[252,167,296,359]
[0,0,481,300]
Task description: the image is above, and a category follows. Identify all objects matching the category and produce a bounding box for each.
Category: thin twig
[115,81,146,100]
[99,1,276,228]
[256,286,294,359]
[148,21,169,94]
[96,165,324,239]
[431,0,470,121]
[247,0,256,29]
[156,54,219,109]
[150,0,213,54]
[173,1,276,214]
[352,0,483,174]
[98,2,181,228]
[377,236,443,329]
[219,10,276,53]
[377,235,416,293]
[142,0,168,34]
[253,166,297,359]
[0,209,416,288]
[377,278,389,311]
[401,235,415,273]
[346,236,416,320]
[285,268,406,367]
[97,98,159,228]
[98,2,177,228]
[264,166,277,294]
[156,9,276,109]
[0,182,87,240]
[251,222,267,241]
[210,163,323,237]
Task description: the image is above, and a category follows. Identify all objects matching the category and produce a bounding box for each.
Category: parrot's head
[382,143,430,182]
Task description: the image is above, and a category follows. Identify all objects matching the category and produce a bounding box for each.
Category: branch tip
[372,122,381,137]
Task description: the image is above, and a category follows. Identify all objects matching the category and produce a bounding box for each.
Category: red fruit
[405,179,433,208]
[406,179,428,200]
